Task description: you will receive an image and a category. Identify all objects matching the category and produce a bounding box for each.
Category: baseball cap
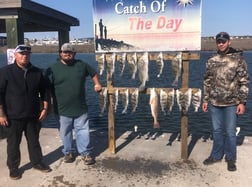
[216,32,230,42]
[14,44,31,53]
[61,43,75,52]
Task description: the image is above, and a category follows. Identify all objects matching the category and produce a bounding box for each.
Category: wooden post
[5,18,24,47]
[107,58,116,154]
[181,51,189,160]
[108,92,115,154]
[58,30,70,50]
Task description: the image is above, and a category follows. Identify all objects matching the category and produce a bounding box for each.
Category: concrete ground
[0,126,252,187]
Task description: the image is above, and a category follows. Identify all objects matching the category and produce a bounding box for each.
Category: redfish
[149,88,160,128]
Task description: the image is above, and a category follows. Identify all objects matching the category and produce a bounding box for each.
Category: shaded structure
[0,0,79,49]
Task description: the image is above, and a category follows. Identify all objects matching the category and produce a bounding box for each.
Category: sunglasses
[18,46,31,51]
[216,40,227,44]
[18,52,31,55]
[62,51,74,54]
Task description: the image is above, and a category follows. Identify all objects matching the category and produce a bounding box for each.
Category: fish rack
[97,51,200,160]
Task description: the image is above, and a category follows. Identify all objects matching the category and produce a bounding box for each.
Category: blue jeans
[209,104,237,161]
[59,113,91,156]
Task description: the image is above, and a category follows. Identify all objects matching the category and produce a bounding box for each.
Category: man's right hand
[0,116,8,126]
[202,102,208,112]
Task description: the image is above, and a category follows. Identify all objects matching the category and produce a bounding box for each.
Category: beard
[61,58,74,65]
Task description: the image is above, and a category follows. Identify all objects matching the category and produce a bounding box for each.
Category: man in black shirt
[0,44,51,179]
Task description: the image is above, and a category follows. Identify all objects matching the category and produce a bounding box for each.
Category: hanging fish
[160,89,168,115]
[98,87,107,117]
[131,88,139,113]
[118,52,127,76]
[184,88,192,113]
[106,52,116,80]
[127,52,138,79]
[138,52,149,91]
[156,52,164,78]
[97,53,105,76]
[171,52,182,87]
[113,88,119,112]
[192,89,202,112]
[177,88,192,114]
[150,131,159,140]
[167,88,175,112]
[121,89,129,114]
[176,89,182,111]
[149,88,160,128]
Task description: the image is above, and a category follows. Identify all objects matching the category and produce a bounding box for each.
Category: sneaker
[33,162,51,173]
[227,160,237,171]
[82,155,95,165]
[64,153,74,163]
[9,168,21,180]
[203,157,221,165]
[151,132,159,140]
[144,132,151,140]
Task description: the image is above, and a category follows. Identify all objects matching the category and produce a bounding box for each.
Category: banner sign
[7,49,15,64]
[92,0,202,52]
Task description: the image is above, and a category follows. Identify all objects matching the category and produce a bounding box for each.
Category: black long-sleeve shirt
[0,62,50,119]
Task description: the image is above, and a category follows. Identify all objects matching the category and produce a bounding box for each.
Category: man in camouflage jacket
[202,32,249,172]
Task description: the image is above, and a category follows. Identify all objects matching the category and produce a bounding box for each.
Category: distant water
[1,51,252,136]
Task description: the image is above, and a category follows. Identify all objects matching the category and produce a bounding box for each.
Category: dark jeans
[6,118,43,169]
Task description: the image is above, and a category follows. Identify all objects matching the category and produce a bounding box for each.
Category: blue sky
[15,0,252,39]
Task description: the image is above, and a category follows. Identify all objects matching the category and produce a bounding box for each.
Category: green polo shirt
[48,59,96,117]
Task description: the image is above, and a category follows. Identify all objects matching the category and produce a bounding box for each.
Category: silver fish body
[99,87,108,117]
[176,89,182,111]
[149,88,160,128]
[121,89,129,114]
[177,88,192,114]
[167,88,175,112]
[118,52,127,76]
[171,52,182,86]
[160,89,168,115]
[128,52,138,79]
[156,52,164,78]
[138,52,149,91]
[183,88,192,112]
[113,88,119,112]
[131,88,139,113]
[97,53,105,76]
[192,89,202,112]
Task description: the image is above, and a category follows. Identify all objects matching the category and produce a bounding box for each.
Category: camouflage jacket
[203,47,249,106]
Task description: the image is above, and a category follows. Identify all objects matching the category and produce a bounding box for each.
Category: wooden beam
[21,10,72,32]
[107,87,200,95]
[22,0,79,26]
[96,52,200,62]
[0,0,21,8]
[0,0,79,38]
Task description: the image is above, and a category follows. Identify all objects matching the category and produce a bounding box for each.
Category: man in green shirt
[47,43,102,164]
